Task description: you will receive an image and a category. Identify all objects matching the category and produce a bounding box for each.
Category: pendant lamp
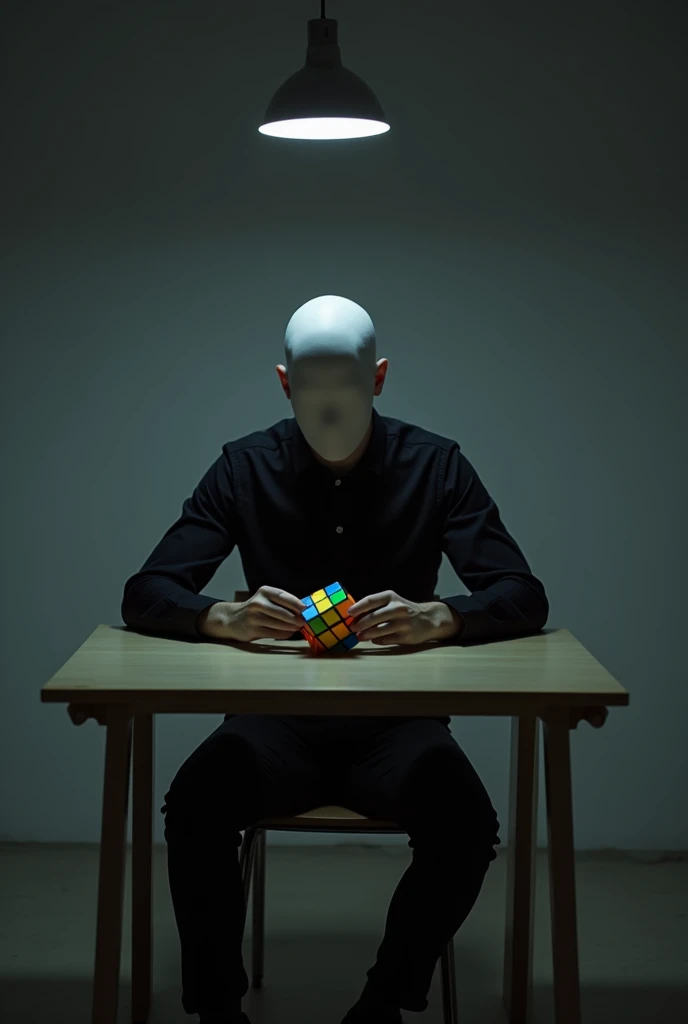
[258,1,390,140]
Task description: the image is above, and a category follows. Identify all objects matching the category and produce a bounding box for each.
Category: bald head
[284,294,376,370]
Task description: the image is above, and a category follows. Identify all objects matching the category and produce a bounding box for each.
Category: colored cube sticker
[299,581,359,654]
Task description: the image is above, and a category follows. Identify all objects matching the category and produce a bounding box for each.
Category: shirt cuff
[438,595,491,644]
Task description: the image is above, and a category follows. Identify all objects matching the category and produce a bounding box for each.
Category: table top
[39,625,629,717]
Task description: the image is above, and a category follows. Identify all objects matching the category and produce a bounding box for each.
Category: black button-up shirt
[121,408,549,645]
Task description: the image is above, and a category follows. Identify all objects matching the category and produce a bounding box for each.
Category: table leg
[503,715,539,1024]
[92,707,133,1024]
[132,714,154,1023]
[542,711,581,1024]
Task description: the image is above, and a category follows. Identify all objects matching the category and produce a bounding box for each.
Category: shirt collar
[290,407,386,479]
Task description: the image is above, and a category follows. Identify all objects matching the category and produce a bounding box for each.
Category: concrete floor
[2,842,687,1023]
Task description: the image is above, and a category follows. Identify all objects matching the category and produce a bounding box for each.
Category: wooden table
[40,624,628,1024]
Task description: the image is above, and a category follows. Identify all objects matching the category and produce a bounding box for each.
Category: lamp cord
[321,0,326,18]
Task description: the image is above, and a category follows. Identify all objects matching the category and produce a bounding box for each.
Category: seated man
[121,294,549,1024]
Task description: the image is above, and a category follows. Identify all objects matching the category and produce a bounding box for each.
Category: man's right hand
[196,586,308,643]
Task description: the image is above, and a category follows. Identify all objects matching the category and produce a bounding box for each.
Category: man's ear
[276,364,291,399]
[374,358,389,397]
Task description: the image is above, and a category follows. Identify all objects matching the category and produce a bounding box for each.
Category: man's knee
[401,743,501,852]
[160,731,262,833]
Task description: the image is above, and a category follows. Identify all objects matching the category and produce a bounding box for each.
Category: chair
[233,590,459,1024]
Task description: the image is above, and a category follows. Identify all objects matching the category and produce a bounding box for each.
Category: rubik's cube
[299,582,360,654]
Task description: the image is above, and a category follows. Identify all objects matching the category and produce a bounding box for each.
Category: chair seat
[256,804,405,833]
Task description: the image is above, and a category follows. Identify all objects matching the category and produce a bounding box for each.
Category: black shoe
[340,1009,402,1024]
[199,1013,251,1024]
[340,1000,402,1023]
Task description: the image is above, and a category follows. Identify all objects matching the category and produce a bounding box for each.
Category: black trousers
[161,713,502,1017]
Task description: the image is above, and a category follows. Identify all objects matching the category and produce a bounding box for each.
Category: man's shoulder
[220,417,292,458]
[381,414,460,455]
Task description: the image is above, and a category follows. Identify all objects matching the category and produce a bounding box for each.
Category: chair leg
[440,937,458,1024]
[239,827,259,914]
[252,829,266,988]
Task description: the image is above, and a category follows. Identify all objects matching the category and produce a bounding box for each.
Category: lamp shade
[259,18,389,140]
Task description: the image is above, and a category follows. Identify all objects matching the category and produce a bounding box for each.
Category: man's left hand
[348,591,463,646]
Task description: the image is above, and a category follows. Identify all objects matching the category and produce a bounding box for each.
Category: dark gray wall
[1,1,686,847]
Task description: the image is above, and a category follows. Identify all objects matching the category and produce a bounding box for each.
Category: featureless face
[289,354,375,461]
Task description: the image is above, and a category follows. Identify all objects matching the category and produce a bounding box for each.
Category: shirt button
[334,479,341,487]
[336,526,344,534]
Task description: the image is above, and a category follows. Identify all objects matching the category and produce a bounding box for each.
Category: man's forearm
[121,574,226,639]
